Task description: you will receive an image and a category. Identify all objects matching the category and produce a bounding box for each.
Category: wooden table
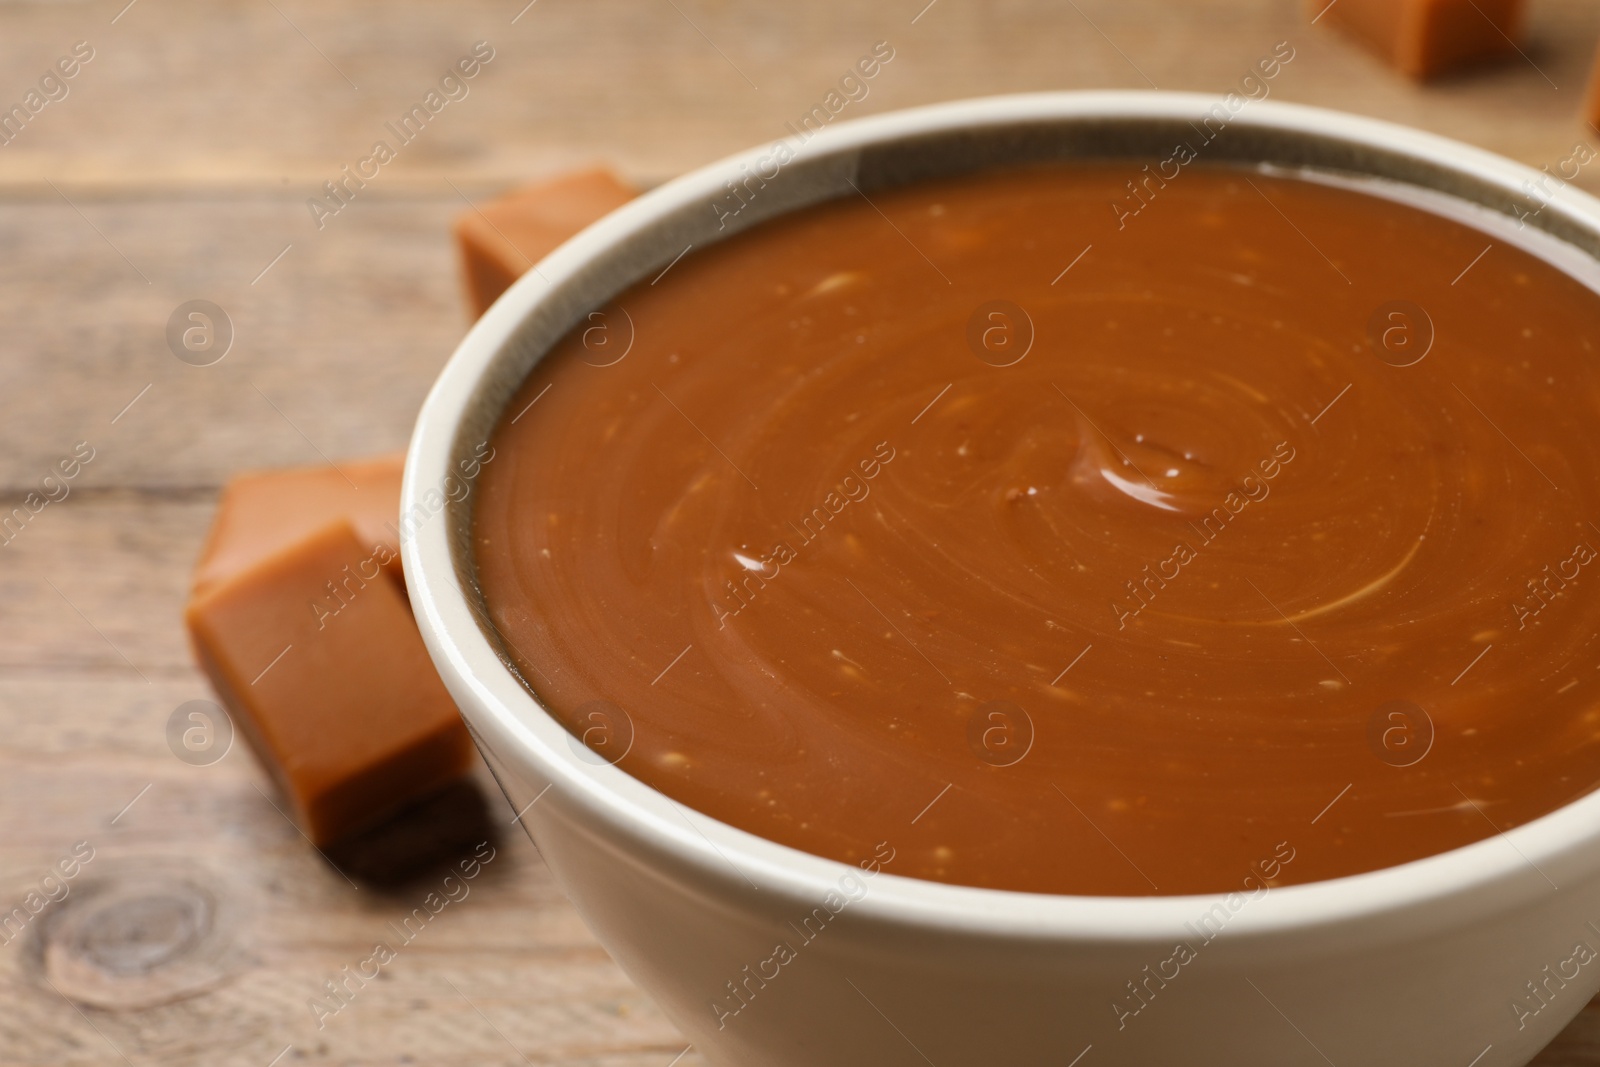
[5,1,1600,1063]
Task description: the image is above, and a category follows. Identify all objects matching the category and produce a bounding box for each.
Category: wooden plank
[4,3,1600,490]
[3,7,1600,491]
[7,0,1600,1062]
[0,195,461,492]
[0,0,1595,189]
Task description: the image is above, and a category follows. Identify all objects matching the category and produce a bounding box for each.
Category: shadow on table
[323,773,506,893]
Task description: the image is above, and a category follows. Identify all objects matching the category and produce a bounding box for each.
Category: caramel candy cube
[186,519,473,846]
[1316,0,1526,80]
[1585,38,1600,131]
[454,166,638,318]
[192,454,405,596]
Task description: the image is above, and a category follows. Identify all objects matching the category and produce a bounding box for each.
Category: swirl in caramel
[475,163,1600,896]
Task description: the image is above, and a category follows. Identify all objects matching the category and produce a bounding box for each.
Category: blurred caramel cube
[1316,0,1526,80]
[453,166,638,318]
[185,519,473,846]
[192,454,406,596]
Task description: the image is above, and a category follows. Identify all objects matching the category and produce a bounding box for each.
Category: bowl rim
[404,89,1600,948]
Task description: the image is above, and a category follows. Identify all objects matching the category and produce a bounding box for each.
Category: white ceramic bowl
[404,92,1600,1066]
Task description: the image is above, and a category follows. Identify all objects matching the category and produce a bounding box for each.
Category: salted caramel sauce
[474,162,1600,896]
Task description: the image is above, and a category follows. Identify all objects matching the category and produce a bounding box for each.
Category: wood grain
[4,0,1600,1063]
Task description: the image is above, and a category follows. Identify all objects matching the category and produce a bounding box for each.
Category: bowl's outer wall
[407,93,1600,1066]
[476,732,1600,1066]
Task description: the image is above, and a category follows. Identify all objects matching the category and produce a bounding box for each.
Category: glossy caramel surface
[474,163,1600,895]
